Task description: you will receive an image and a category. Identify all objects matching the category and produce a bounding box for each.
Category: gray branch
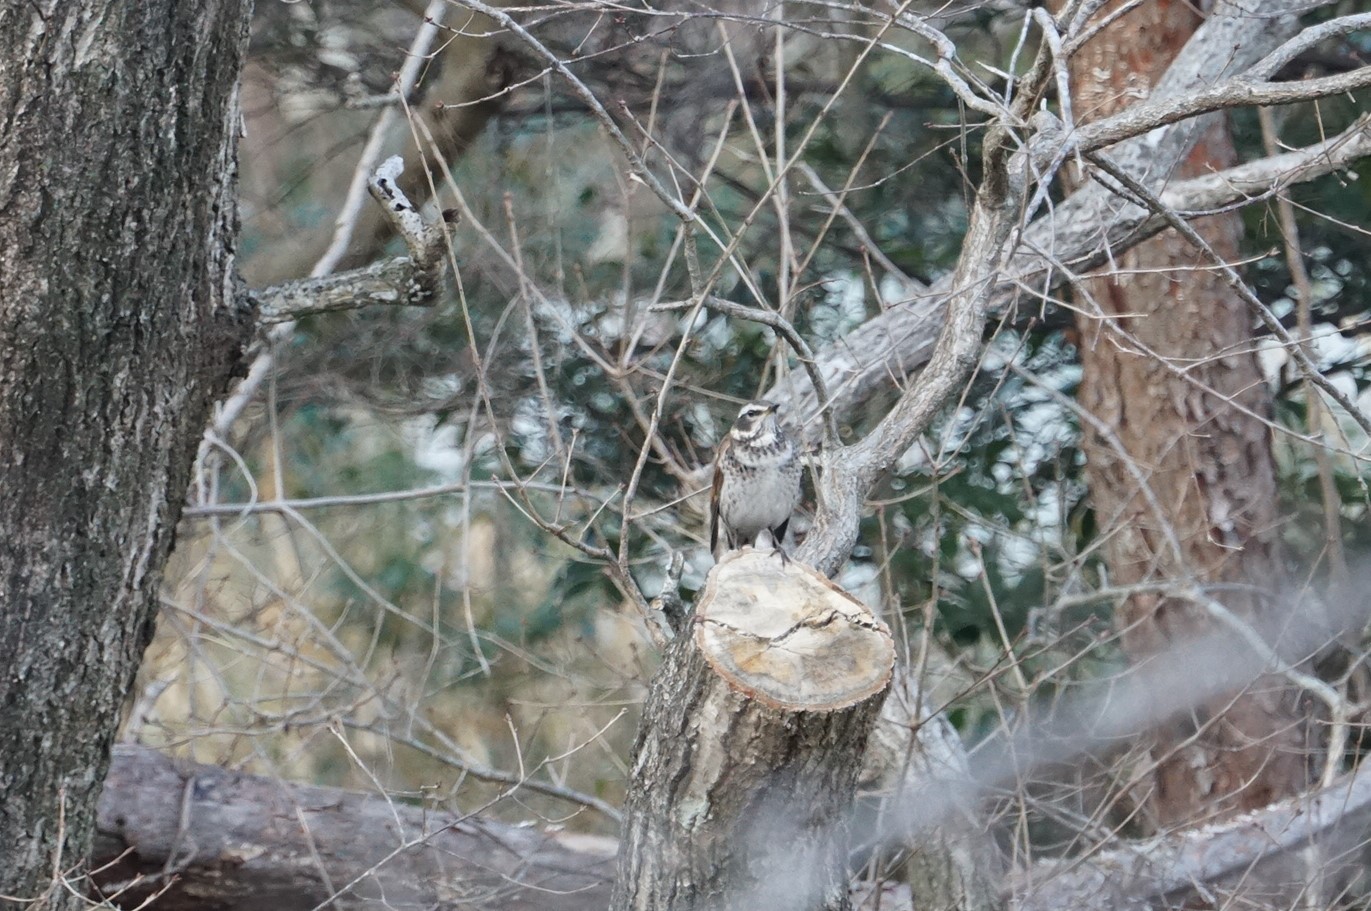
[780,7,1367,908]
[771,0,1362,448]
[1075,64,1371,156]
[256,256,439,323]
[93,745,615,911]
[773,115,1371,449]
[249,156,448,323]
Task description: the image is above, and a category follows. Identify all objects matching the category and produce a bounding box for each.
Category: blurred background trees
[81,0,1371,906]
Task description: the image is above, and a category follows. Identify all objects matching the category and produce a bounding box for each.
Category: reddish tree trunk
[1067,0,1312,828]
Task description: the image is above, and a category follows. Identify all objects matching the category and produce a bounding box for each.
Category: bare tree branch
[651,294,840,441]
[205,3,450,453]
[1075,63,1371,156]
[253,155,449,323]
[773,116,1371,442]
[92,740,1371,911]
[444,0,694,224]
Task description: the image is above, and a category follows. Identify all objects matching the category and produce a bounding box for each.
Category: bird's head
[730,400,780,442]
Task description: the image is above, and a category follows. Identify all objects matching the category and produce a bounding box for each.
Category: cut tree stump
[612,550,895,911]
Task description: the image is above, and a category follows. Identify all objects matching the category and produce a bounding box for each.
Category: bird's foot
[770,546,791,567]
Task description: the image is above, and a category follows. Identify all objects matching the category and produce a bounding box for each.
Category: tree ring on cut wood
[694,550,894,711]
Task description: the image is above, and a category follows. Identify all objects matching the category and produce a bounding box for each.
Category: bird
[710,400,802,563]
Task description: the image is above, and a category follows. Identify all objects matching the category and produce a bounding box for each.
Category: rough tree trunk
[0,0,255,904]
[612,552,895,911]
[1066,0,1313,828]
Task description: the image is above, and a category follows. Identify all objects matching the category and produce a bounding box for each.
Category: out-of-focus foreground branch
[1013,758,1371,911]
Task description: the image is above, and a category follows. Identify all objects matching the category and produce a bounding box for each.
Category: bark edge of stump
[694,549,894,711]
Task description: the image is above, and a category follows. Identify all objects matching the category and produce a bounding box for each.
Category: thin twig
[445,0,693,223]
[652,295,840,444]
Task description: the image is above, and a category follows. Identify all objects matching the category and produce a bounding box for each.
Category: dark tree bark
[1065,0,1313,828]
[611,553,894,911]
[0,1,255,904]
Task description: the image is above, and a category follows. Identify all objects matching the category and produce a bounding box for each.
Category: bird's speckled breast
[718,436,801,542]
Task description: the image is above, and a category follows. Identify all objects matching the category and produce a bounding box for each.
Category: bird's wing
[709,436,729,553]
